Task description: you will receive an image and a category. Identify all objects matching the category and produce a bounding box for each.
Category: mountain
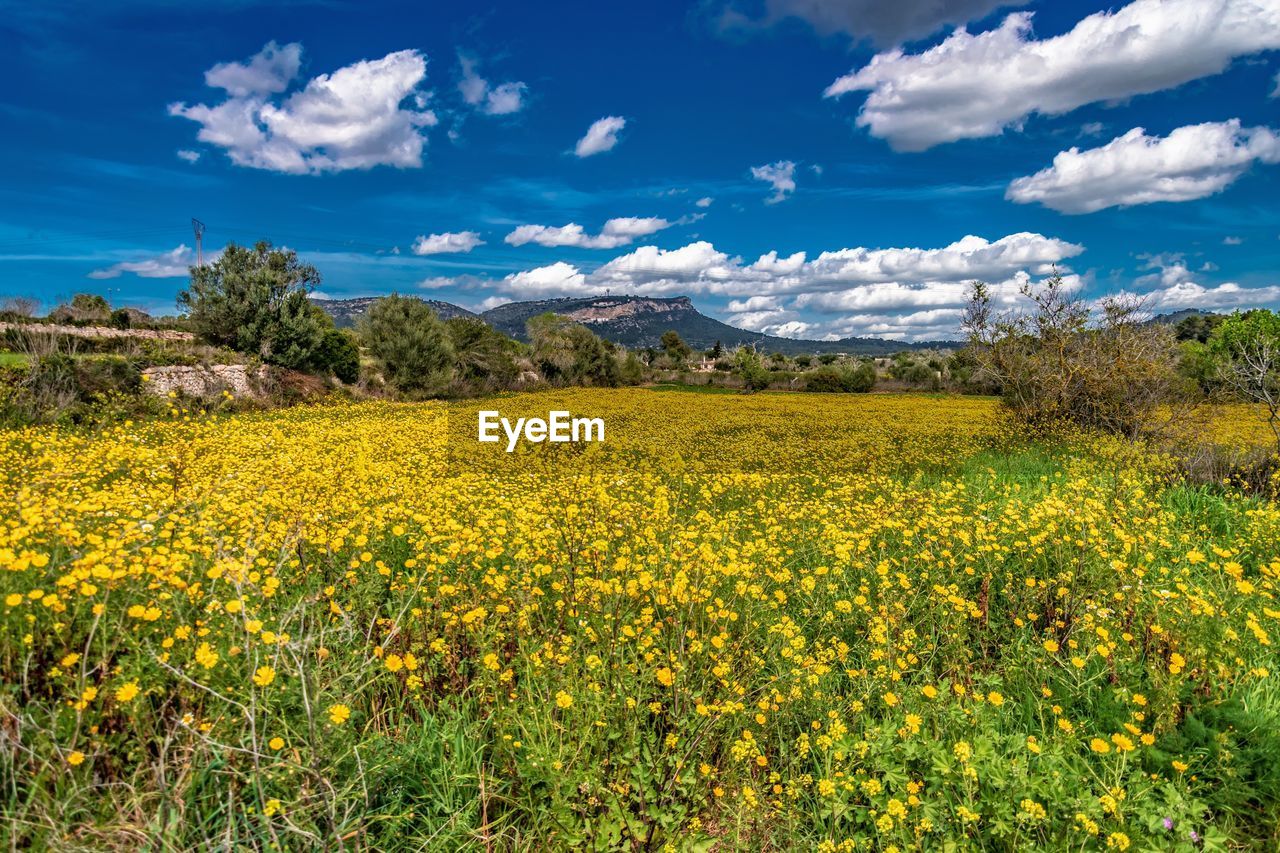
[1146,308,1219,326]
[314,293,956,355]
[312,296,477,328]
[481,295,954,355]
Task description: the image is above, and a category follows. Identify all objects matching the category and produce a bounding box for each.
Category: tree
[963,274,1188,437]
[359,294,453,395]
[527,313,620,386]
[732,345,770,392]
[178,241,326,367]
[446,316,521,391]
[660,330,693,364]
[1174,313,1224,343]
[1209,310,1280,450]
[313,328,361,384]
[708,340,724,359]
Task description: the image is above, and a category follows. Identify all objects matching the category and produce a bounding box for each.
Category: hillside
[311,296,477,328]
[481,295,953,355]
[314,293,956,355]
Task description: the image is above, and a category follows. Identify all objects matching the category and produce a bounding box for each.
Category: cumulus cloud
[170,43,436,174]
[1127,254,1280,309]
[504,217,672,249]
[204,40,302,97]
[457,54,527,116]
[88,245,200,279]
[411,231,485,255]
[721,0,1023,47]
[574,116,626,157]
[751,160,797,203]
[1148,280,1280,309]
[1007,120,1280,213]
[825,0,1280,151]
[695,196,713,208]
[548,232,1079,300]
[176,149,201,163]
[503,261,589,298]
[424,231,1085,341]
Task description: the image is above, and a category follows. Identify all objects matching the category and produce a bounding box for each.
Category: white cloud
[1147,280,1280,308]
[411,231,485,255]
[727,295,784,313]
[204,40,302,97]
[748,250,807,275]
[723,0,1024,47]
[751,160,797,203]
[825,0,1280,151]
[592,241,740,292]
[504,217,672,249]
[88,245,199,279]
[1125,253,1280,310]
[176,149,201,163]
[1224,235,1244,245]
[1007,120,1280,213]
[170,43,436,174]
[574,116,626,157]
[587,232,1079,298]
[457,54,528,116]
[503,261,590,298]
[1272,70,1280,96]
[695,196,714,208]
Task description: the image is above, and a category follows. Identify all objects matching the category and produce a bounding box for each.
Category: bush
[360,295,453,396]
[178,241,328,370]
[803,361,877,393]
[446,317,521,393]
[1207,309,1280,450]
[732,346,771,392]
[313,328,361,384]
[527,313,620,387]
[963,274,1189,437]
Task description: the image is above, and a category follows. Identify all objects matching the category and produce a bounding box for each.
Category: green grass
[0,352,28,369]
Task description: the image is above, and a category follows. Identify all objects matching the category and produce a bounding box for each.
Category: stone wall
[141,364,268,399]
[0,321,194,342]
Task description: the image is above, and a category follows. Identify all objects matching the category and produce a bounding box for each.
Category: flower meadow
[2,390,1279,850]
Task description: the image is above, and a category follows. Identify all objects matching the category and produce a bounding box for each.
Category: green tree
[660,330,693,364]
[527,313,620,386]
[313,328,361,384]
[359,294,454,396]
[178,241,326,367]
[732,345,770,392]
[1208,310,1280,449]
[446,316,521,391]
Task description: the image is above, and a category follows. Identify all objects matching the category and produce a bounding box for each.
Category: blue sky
[2,0,1279,340]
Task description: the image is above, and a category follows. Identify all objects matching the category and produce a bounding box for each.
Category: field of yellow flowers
[2,389,1279,850]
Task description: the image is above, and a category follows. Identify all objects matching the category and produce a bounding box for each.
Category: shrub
[1207,309,1280,450]
[178,241,328,370]
[445,317,521,393]
[732,346,771,392]
[803,361,877,393]
[527,313,620,387]
[359,294,453,396]
[313,328,361,384]
[963,274,1189,437]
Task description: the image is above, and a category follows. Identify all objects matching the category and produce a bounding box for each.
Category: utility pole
[192,218,206,267]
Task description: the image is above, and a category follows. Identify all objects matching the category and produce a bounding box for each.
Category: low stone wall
[141,364,268,399]
[0,321,194,342]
